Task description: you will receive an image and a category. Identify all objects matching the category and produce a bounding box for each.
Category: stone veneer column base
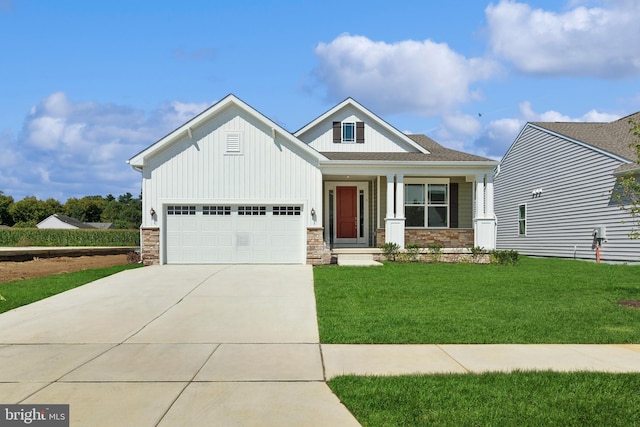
[141,227,160,266]
[307,227,331,265]
[377,228,475,248]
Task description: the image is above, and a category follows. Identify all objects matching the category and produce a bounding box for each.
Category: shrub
[381,242,400,261]
[126,251,141,264]
[490,249,520,266]
[426,243,443,263]
[405,244,421,263]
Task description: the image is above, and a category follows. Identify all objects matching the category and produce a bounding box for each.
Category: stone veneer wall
[307,227,331,265]
[141,227,160,266]
[376,228,475,248]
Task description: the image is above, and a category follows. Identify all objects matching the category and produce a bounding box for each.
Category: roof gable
[294,98,429,154]
[37,214,96,229]
[502,112,640,168]
[128,94,327,168]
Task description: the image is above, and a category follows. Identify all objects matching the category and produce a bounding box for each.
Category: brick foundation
[376,228,475,248]
[307,227,331,265]
[141,227,160,266]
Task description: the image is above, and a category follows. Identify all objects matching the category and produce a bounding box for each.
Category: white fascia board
[127,94,327,168]
[319,160,498,176]
[294,97,429,154]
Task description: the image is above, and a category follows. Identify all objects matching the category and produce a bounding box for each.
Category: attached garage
[165,204,304,264]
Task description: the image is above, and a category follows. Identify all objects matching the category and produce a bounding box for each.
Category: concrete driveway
[0,265,361,426]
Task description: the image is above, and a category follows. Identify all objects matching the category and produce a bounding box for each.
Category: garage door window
[238,206,266,216]
[273,206,301,216]
[167,205,196,215]
[203,206,231,215]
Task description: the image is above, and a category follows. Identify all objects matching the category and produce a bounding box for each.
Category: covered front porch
[320,170,496,252]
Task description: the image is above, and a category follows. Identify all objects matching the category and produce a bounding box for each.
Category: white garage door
[165,205,304,264]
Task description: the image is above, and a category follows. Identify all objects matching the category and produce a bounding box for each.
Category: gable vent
[226,132,241,153]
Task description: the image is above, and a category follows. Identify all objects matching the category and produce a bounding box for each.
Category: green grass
[314,257,640,343]
[0,264,142,314]
[328,372,640,426]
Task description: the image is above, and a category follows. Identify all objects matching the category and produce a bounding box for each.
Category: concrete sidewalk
[1,265,640,426]
[321,343,640,379]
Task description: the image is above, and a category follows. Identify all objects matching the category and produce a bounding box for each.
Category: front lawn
[0,264,142,314]
[328,372,640,426]
[313,257,640,343]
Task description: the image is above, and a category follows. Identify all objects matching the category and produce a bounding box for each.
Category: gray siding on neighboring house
[495,125,640,262]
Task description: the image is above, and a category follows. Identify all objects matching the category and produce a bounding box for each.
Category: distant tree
[64,196,104,223]
[100,192,141,229]
[613,119,640,238]
[0,191,14,226]
[9,196,63,227]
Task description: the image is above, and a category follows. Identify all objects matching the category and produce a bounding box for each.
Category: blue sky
[1,0,639,202]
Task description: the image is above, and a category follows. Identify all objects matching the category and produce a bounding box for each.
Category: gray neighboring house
[495,112,640,263]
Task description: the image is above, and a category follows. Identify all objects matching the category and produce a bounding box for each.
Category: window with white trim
[518,204,527,235]
[342,122,355,142]
[167,205,196,215]
[273,206,301,216]
[404,179,449,228]
[238,206,266,216]
[203,206,231,216]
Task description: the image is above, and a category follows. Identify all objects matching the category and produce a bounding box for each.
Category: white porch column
[385,172,405,248]
[386,173,395,219]
[395,173,404,219]
[485,174,494,218]
[476,174,485,219]
[474,173,496,250]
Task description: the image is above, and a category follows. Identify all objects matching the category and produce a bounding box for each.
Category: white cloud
[519,100,620,122]
[486,0,640,77]
[467,101,622,159]
[2,92,212,201]
[312,34,500,116]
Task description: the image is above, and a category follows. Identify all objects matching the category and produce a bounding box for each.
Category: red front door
[337,186,357,239]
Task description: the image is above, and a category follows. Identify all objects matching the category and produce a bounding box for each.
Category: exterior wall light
[150,207,156,217]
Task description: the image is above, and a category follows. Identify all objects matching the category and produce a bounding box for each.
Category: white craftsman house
[128,94,497,265]
[495,112,640,263]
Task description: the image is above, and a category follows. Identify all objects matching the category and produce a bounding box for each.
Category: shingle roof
[532,112,640,166]
[52,214,96,229]
[321,134,494,162]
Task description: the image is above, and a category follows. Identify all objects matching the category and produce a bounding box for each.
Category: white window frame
[342,122,355,143]
[518,204,527,236]
[404,178,450,228]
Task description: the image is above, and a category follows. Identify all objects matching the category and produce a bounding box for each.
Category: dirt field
[0,254,132,283]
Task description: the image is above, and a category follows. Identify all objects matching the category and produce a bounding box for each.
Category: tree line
[0,191,142,229]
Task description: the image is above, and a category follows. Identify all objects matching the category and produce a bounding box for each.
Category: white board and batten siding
[141,104,322,264]
[495,125,640,263]
[299,105,418,153]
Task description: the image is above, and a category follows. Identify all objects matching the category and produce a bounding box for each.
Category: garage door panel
[166,205,304,264]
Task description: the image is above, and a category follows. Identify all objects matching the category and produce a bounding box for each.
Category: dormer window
[342,122,355,142]
[333,121,365,144]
